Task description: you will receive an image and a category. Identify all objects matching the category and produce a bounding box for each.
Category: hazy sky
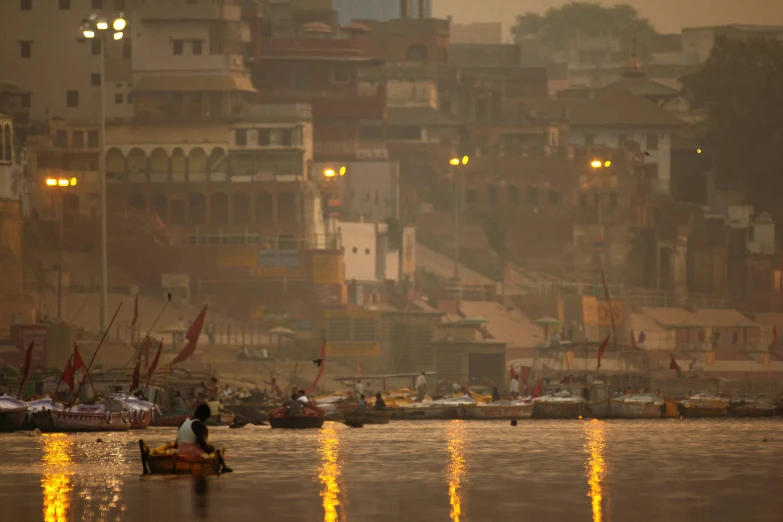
[434,0,783,36]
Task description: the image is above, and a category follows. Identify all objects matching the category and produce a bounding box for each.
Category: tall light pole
[81,14,126,332]
[45,176,78,321]
[449,155,469,281]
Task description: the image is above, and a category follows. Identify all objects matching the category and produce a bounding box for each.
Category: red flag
[533,378,543,398]
[131,294,139,327]
[596,334,610,370]
[170,305,208,365]
[22,341,34,380]
[130,352,141,391]
[147,339,163,377]
[62,361,74,392]
[73,344,86,372]
[669,353,680,371]
[305,336,327,395]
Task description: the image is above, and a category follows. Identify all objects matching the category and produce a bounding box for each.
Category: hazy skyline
[434,0,783,37]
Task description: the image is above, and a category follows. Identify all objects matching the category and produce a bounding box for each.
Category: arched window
[254,191,274,224]
[189,148,207,183]
[189,193,206,225]
[406,44,428,63]
[210,192,228,224]
[232,192,251,224]
[171,148,186,183]
[149,148,169,182]
[208,147,227,181]
[150,193,168,222]
[278,192,296,223]
[106,148,125,179]
[127,148,147,182]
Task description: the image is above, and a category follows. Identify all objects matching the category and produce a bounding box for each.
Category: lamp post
[81,13,126,332]
[449,155,469,281]
[321,165,346,248]
[46,176,78,321]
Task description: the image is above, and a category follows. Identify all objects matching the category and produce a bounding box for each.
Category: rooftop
[560,87,685,128]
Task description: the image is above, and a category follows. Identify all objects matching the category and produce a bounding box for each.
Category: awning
[134,74,257,93]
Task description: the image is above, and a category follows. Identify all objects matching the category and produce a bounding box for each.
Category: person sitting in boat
[415,372,427,401]
[510,375,520,398]
[358,394,366,413]
[373,393,387,411]
[492,386,501,402]
[297,390,309,403]
[176,405,217,459]
[207,397,223,420]
[171,391,186,413]
[286,393,303,415]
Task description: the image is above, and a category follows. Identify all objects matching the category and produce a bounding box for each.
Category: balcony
[140,3,241,22]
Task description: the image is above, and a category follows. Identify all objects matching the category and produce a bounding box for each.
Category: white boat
[678,393,729,418]
[399,396,475,420]
[611,394,664,419]
[462,399,534,420]
[0,395,28,432]
[108,393,159,429]
[31,398,132,432]
[533,391,586,419]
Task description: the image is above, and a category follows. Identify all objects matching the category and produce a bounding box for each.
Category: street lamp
[45,177,78,321]
[80,13,126,332]
[448,155,469,281]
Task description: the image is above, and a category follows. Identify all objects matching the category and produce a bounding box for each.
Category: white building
[338,221,399,283]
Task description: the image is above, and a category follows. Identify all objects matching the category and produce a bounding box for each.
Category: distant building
[333,0,431,25]
[449,22,502,44]
[682,24,783,64]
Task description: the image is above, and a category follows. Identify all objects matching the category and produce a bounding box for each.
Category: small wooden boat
[533,392,586,419]
[268,404,326,429]
[343,410,392,425]
[611,394,665,419]
[150,412,189,427]
[139,440,224,476]
[0,395,27,432]
[399,397,475,420]
[731,395,777,417]
[109,394,158,430]
[461,400,534,420]
[205,413,235,426]
[678,393,729,418]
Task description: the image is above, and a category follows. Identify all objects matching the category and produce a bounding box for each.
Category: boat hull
[32,410,132,432]
[268,414,325,429]
[150,413,189,427]
[398,406,462,420]
[0,408,27,432]
[140,440,223,476]
[679,403,728,418]
[734,406,776,418]
[611,400,663,419]
[586,401,612,419]
[533,401,585,419]
[344,411,392,425]
[461,403,533,420]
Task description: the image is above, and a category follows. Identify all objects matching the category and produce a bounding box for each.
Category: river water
[1,419,781,522]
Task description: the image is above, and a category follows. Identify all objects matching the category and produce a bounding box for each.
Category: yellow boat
[139,440,225,476]
[678,394,729,418]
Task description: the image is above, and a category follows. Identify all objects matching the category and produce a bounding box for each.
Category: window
[527,186,538,204]
[647,133,659,151]
[365,248,371,255]
[549,190,561,205]
[88,130,98,148]
[123,39,131,59]
[192,40,203,55]
[579,193,587,207]
[331,66,350,84]
[173,40,183,55]
[281,129,292,146]
[618,133,627,150]
[269,129,282,146]
[257,129,269,146]
[352,247,358,254]
[58,0,69,9]
[488,185,498,204]
[66,90,79,107]
[20,0,32,10]
[291,71,309,89]
[126,92,133,103]
[19,40,32,58]
[72,131,84,148]
[584,134,594,146]
[91,73,101,86]
[91,39,101,55]
[508,185,519,204]
[21,94,31,108]
[235,129,247,146]
[209,40,223,55]
[91,0,102,8]
[466,188,477,204]
[114,93,123,104]
[609,193,618,208]
[54,130,67,147]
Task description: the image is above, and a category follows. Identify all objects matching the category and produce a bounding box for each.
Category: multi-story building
[0,0,133,122]
[333,0,432,25]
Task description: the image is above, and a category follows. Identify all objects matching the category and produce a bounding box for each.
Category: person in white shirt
[510,375,520,398]
[297,390,309,403]
[415,372,427,401]
[355,381,365,395]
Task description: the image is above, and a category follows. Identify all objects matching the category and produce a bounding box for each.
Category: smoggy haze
[434,0,783,36]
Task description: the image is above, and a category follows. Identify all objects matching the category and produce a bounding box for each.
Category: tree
[681,37,783,217]
[511,2,657,59]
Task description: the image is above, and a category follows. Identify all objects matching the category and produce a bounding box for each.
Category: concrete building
[333,0,431,25]
[449,22,502,45]
[337,221,397,283]
[0,0,133,122]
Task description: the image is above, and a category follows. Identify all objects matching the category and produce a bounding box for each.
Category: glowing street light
[46,177,77,187]
[96,20,109,30]
[696,148,702,154]
[323,166,346,178]
[604,160,611,168]
[324,168,336,178]
[449,156,469,167]
[112,17,127,31]
[591,160,603,169]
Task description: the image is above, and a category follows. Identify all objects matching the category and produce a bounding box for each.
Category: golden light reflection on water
[41,434,73,522]
[317,426,345,522]
[584,419,607,522]
[446,421,467,522]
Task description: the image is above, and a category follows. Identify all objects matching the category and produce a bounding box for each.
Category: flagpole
[68,303,123,409]
[52,354,74,401]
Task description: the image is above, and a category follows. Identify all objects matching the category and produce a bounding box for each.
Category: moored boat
[0,395,28,432]
[343,410,392,425]
[533,391,586,419]
[150,412,189,427]
[461,400,534,420]
[268,403,327,429]
[109,393,158,429]
[611,394,664,419]
[32,399,133,432]
[139,440,224,476]
[731,395,776,417]
[398,397,475,420]
[678,393,729,418]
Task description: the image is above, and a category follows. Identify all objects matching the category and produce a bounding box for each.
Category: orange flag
[170,306,207,365]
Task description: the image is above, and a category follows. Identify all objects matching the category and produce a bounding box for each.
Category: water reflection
[317,425,345,522]
[446,421,467,522]
[41,434,73,522]
[79,474,126,522]
[584,420,607,522]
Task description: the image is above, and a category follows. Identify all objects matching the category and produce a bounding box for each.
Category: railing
[113,320,289,346]
[445,284,496,302]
